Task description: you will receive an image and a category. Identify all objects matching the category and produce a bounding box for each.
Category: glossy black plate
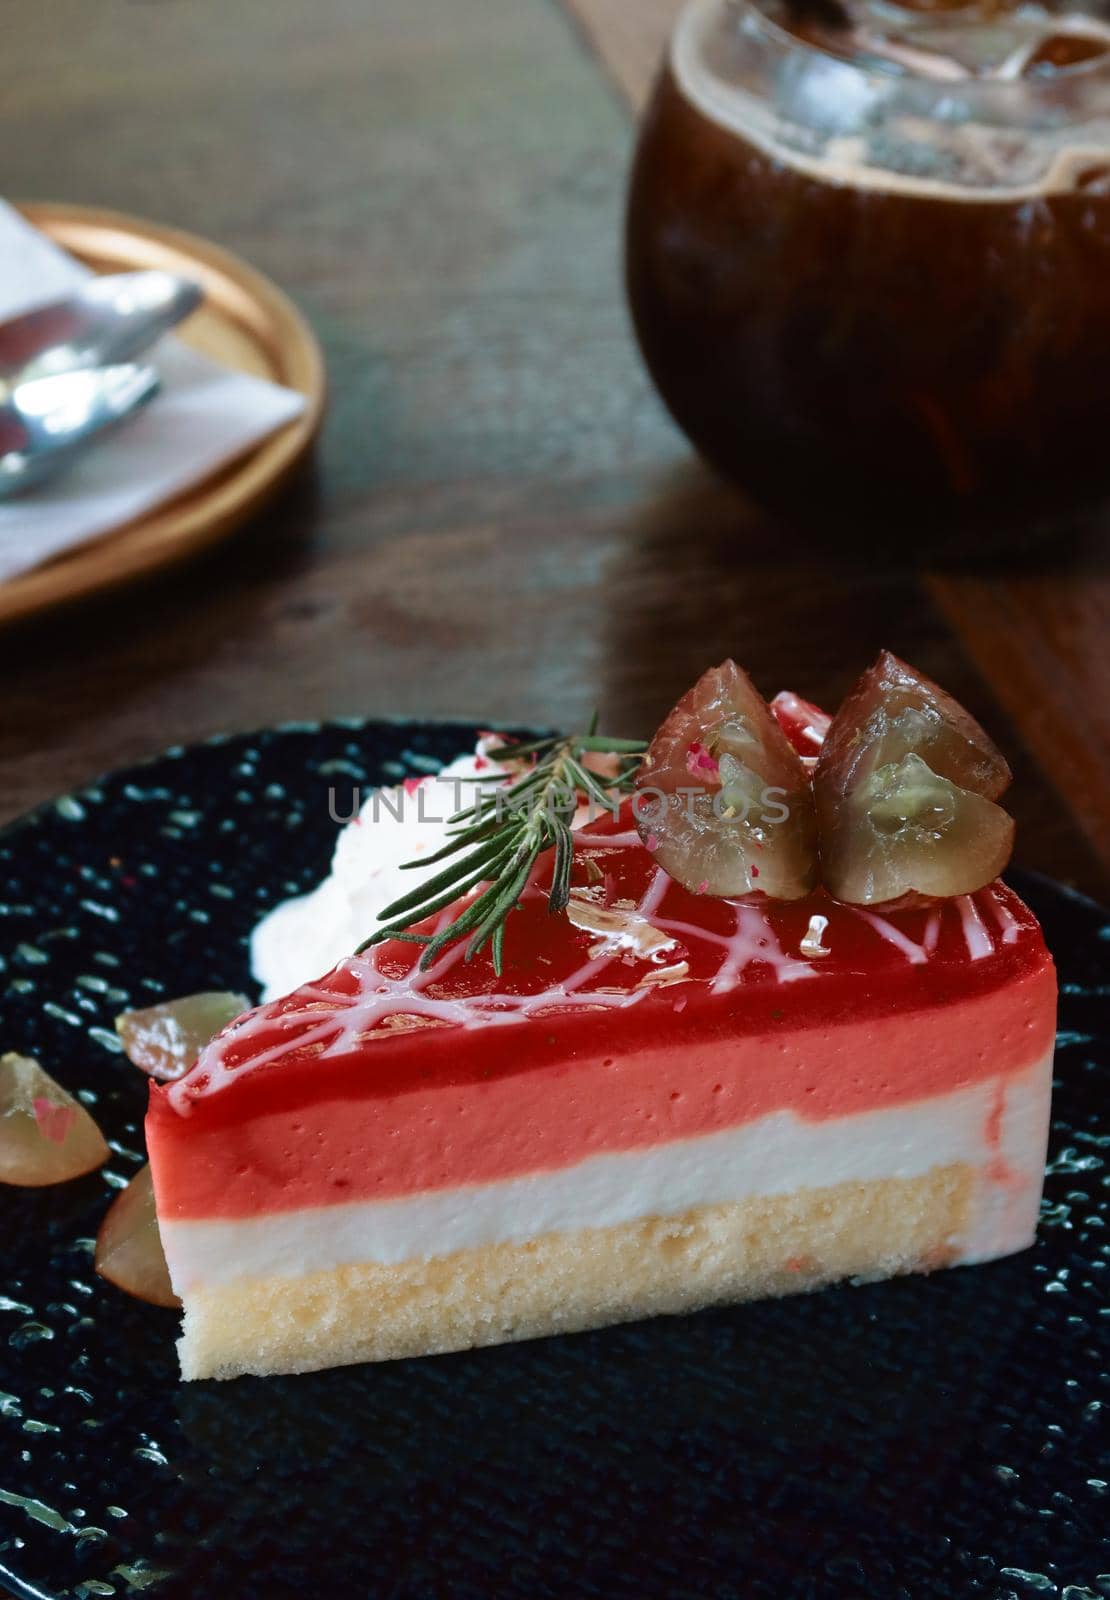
[0,719,1107,1600]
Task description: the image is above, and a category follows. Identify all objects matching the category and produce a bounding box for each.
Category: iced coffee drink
[626,0,1110,524]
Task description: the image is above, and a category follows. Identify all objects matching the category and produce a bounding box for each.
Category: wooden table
[1,0,1107,902]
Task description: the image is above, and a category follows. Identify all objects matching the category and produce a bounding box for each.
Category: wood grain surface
[1,0,1106,902]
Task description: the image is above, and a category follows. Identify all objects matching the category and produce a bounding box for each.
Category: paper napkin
[0,199,307,584]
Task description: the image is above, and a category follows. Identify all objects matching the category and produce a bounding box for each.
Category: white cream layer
[161,1052,1052,1295]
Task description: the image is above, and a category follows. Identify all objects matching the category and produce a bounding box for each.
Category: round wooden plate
[0,201,325,629]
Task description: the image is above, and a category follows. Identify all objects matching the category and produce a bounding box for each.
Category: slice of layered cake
[144,657,1056,1380]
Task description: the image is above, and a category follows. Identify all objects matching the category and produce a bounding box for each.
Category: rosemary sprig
[358,727,646,973]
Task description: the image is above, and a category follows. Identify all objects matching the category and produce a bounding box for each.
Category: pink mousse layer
[147,809,1056,1224]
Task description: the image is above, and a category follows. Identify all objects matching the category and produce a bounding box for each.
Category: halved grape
[95,1163,180,1309]
[816,653,1014,905]
[635,661,818,898]
[115,991,250,1081]
[817,650,1011,805]
[0,1052,109,1187]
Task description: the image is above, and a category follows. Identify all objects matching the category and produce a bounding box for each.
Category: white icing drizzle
[852,907,931,965]
[708,903,816,992]
[586,829,643,850]
[647,906,815,990]
[638,961,691,989]
[637,866,671,919]
[171,869,679,1114]
[857,892,1001,964]
[956,894,995,960]
[987,893,1021,945]
[178,846,1019,1115]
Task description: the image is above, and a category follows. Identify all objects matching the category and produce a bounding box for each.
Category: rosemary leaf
[482,738,551,761]
[563,756,618,815]
[376,834,514,922]
[463,851,537,964]
[397,817,504,870]
[354,724,647,969]
[418,867,520,962]
[550,819,574,912]
[360,841,520,951]
[443,768,543,827]
[574,735,648,753]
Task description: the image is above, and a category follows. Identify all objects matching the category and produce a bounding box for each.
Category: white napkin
[0,200,308,584]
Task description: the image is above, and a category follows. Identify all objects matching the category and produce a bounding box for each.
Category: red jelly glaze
[147,804,1056,1222]
[770,690,832,756]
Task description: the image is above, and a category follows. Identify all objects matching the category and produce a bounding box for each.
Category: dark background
[1,0,1107,902]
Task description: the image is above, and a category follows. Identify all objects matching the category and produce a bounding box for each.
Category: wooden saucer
[0,202,325,628]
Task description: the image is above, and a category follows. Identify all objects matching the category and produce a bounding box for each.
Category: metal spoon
[0,364,160,498]
[0,272,202,386]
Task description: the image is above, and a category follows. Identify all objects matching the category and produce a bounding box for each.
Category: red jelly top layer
[147,804,1056,1221]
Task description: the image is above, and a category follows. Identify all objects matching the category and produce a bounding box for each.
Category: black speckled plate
[0,720,1108,1600]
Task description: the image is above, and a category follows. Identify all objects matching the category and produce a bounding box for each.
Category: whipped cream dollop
[251,744,506,1001]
